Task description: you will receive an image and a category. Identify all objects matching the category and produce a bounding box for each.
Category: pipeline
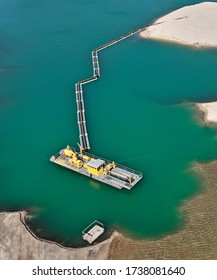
[75,24,149,150]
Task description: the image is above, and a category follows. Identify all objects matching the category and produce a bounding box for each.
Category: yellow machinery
[68,158,83,168]
[104,162,116,176]
[84,160,104,176]
[51,145,143,189]
[63,148,74,157]
[63,147,83,168]
[63,146,118,177]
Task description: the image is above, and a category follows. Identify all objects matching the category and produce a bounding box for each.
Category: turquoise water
[1,0,217,247]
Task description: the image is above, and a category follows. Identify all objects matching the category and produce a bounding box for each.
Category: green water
[1,0,217,246]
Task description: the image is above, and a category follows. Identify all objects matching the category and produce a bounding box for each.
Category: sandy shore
[140,2,217,48]
[108,2,217,258]
[196,102,217,123]
[2,159,217,260]
[109,161,217,259]
[140,1,217,124]
[1,154,217,260]
[1,2,217,260]
[0,211,116,260]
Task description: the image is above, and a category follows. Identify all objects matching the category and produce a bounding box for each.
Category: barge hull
[50,146,143,190]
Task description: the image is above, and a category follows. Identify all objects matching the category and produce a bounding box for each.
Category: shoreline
[1,139,217,259]
[109,160,217,259]
[140,2,217,48]
[1,2,217,259]
[0,210,118,260]
[0,103,217,260]
[196,102,217,124]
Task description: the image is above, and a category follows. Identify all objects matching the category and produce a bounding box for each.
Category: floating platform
[50,145,143,190]
[82,221,105,244]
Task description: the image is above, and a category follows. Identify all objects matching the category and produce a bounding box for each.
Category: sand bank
[2,158,217,260]
[140,1,217,137]
[109,161,217,259]
[140,2,217,47]
[197,102,217,123]
[0,211,116,260]
[109,2,217,257]
[1,2,217,260]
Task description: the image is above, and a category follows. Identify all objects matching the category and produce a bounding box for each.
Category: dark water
[1,0,217,246]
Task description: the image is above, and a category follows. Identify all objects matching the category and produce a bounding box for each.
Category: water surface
[1,0,217,246]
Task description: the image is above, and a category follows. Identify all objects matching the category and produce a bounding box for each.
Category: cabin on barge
[50,145,142,190]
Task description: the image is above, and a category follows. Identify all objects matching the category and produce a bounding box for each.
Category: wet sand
[2,153,217,260]
[113,3,217,259]
[1,155,217,259]
[0,211,116,260]
[108,161,217,259]
[1,104,217,259]
[1,2,217,260]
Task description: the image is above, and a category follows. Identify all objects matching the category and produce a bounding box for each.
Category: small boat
[82,220,105,244]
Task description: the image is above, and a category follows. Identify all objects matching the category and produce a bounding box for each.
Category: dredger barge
[50,25,145,189]
[50,145,142,190]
